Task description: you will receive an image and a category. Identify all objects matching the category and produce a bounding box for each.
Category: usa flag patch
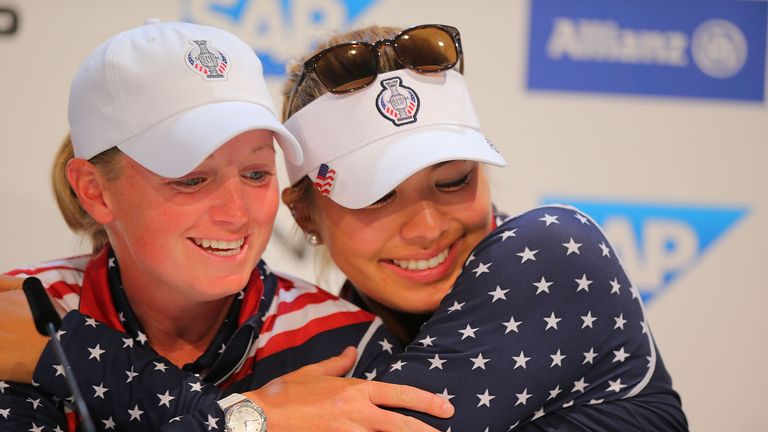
[314,163,336,196]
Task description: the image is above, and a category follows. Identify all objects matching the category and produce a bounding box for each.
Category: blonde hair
[52,135,122,253]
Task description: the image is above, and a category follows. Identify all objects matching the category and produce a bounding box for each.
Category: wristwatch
[217,393,267,432]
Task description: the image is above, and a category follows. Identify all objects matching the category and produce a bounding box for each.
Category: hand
[245,346,453,432]
[0,289,48,382]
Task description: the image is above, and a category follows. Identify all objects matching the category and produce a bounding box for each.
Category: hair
[52,134,123,253]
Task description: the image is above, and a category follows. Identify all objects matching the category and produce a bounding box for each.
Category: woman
[0,20,454,432]
[2,24,687,431]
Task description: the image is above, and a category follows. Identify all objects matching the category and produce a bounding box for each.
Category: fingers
[0,275,24,292]
[372,409,446,432]
[295,346,357,377]
[368,382,454,419]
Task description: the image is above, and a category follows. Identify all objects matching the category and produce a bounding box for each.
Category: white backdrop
[1,1,766,430]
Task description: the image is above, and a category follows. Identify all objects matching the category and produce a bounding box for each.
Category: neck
[119,271,234,368]
[360,294,431,344]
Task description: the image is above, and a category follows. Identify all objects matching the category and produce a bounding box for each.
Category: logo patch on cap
[186,40,229,80]
[314,163,336,196]
[376,77,420,126]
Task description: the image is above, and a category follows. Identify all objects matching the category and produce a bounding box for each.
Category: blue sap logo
[180,0,378,76]
[527,0,767,101]
[541,198,747,303]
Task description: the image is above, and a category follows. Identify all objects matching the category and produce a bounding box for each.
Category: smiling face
[100,130,279,306]
[314,161,494,314]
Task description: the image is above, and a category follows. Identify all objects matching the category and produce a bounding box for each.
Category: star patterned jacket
[0,205,687,431]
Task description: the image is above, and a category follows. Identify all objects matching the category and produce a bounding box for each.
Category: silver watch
[217,393,267,432]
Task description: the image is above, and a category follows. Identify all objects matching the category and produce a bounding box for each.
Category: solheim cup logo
[376,77,420,126]
[691,19,748,79]
[186,40,229,80]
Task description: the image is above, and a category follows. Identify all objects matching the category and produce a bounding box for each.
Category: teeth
[193,238,245,256]
[392,248,449,271]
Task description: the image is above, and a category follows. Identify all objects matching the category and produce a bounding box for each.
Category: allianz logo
[546,17,749,79]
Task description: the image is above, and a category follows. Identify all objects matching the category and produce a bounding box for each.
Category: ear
[66,158,115,225]
[281,185,318,234]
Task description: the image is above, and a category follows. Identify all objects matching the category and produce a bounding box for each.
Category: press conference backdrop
[1,1,765,430]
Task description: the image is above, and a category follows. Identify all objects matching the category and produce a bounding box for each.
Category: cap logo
[186,40,229,80]
[314,163,336,196]
[376,77,420,126]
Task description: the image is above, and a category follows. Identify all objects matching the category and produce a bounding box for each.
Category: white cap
[69,20,302,178]
[285,69,506,209]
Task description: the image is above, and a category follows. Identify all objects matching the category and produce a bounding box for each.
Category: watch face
[226,402,265,432]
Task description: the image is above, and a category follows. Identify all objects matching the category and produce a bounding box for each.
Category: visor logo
[376,77,420,126]
[187,40,229,80]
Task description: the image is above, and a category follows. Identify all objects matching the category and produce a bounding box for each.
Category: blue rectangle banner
[527,0,767,101]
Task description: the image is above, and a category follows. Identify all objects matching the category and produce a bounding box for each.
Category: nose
[400,201,449,246]
[209,176,250,228]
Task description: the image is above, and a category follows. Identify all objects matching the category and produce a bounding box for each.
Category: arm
[362,206,657,430]
[0,289,48,383]
[0,381,68,430]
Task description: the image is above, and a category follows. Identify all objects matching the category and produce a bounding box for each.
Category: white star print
[512,351,531,369]
[562,238,582,255]
[84,317,99,327]
[218,343,226,354]
[108,257,116,267]
[550,350,566,367]
[122,337,134,348]
[428,354,447,370]
[0,408,9,419]
[29,423,44,432]
[169,416,183,423]
[53,364,66,377]
[418,335,436,347]
[589,398,604,405]
[532,407,546,420]
[516,247,538,263]
[154,361,169,372]
[488,285,509,302]
[379,338,393,353]
[55,329,66,341]
[631,286,641,300]
[136,331,148,345]
[502,316,522,334]
[575,274,593,292]
[118,312,125,323]
[641,321,649,334]
[563,400,575,408]
[515,388,532,406]
[533,277,553,295]
[128,404,144,421]
[472,262,492,277]
[0,381,8,394]
[389,360,407,371]
[572,377,589,393]
[581,311,597,328]
[458,324,478,340]
[27,397,41,410]
[610,278,621,295]
[437,388,454,401]
[613,347,630,363]
[583,348,598,364]
[544,312,562,330]
[205,414,219,430]
[126,367,139,383]
[465,252,476,266]
[470,353,490,370]
[447,301,465,313]
[88,344,105,361]
[599,241,611,257]
[102,417,116,430]
[477,389,495,407]
[614,313,627,330]
[547,385,562,400]
[607,378,627,393]
[93,382,108,399]
[499,229,517,241]
[189,381,203,392]
[158,390,175,407]
[539,213,559,226]
[53,425,63,432]
[574,213,590,224]
[364,369,377,380]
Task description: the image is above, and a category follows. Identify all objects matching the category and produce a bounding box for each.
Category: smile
[192,237,245,257]
[391,248,450,271]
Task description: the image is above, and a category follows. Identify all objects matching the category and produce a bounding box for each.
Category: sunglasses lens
[396,26,459,72]
[314,44,379,93]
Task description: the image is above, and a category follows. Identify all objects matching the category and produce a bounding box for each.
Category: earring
[306,232,321,246]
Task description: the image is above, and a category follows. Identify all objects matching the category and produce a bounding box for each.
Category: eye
[436,172,472,191]
[366,190,395,208]
[243,170,271,183]
[171,176,206,189]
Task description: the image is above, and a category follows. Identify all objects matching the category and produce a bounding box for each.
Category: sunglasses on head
[287,24,463,112]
